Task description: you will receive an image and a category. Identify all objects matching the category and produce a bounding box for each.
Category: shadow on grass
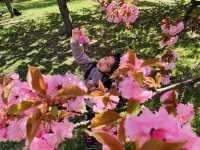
[0,0,57,11]
[0,1,199,79]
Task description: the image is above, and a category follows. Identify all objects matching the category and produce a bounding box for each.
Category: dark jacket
[70,40,111,88]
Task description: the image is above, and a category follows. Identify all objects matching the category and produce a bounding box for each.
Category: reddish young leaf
[128,50,136,65]
[90,90,105,97]
[111,65,130,79]
[117,117,126,143]
[139,139,184,150]
[88,130,124,150]
[1,83,12,104]
[56,84,86,99]
[110,87,121,96]
[58,111,73,121]
[27,66,47,95]
[155,73,162,88]
[141,58,161,67]
[132,71,144,85]
[163,90,178,114]
[26,109,42,143]
[144,77,160,89]
[102,96,111,106]
[91,111,120,128]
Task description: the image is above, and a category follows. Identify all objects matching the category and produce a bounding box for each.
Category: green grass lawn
[0,0,200,149]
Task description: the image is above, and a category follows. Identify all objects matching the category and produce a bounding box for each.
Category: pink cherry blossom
[123,7,140,24]
[124,107,199,148]
[113,14,122,23]
[0,128,7,142]
[119,78,153,103]
[44,74,87,97]
[161,75,171,85]
[0,80,37,109]
[7,118,27,141]
[171,50,178,60]
[120,53,151,76]
[51,118,74,141]
[161,24,170,34]
[29,136,55,150]
[28,118,74,150]
[120,53,129,65]
[160,90,174,102]
[63,96,86,113]
[160,36,178,47]
[181,124,200,150]
[176,103,194,123]
[92,95,119,112]
[105,2,139,25]
[164,61,176,70]
[10,73,19,80]
[106,3,116,14]
[170,22,184,36]
[8,81,35,106]
[151,129,166,140]
[161,21,184,36]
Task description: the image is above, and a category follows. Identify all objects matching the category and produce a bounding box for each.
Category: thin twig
[155,75,200,96]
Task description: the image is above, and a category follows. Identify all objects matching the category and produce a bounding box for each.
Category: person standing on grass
[70,28,121,90]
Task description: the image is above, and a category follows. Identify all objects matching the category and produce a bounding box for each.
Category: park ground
[0,0,200,149]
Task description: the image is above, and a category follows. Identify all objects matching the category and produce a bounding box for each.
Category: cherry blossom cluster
[86,50,200,150]
[113,50,178,103]
[160,19,184,47]
[98,0,140,25]
[0,67,87,150]
[0,51,199,150]
[125,106,199,149]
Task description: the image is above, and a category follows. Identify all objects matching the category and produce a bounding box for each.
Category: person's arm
[70,39,93,73]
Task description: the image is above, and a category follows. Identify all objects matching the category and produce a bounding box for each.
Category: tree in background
[3,0,15,17]
[2,0,21,17]
[57,0,72,37]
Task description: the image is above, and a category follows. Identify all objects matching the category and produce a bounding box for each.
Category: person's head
[96,53,121,73]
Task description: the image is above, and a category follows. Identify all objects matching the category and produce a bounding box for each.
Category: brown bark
[57,0,72,37]
[183,0,200,25]
[3,0,14,17]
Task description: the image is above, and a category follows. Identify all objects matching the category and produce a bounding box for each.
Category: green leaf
[127,101,140,114]
[7,101,39,115]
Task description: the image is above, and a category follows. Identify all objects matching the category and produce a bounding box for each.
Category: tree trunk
[57,0,72,37]
[184,0,200,25]
[4,0,14,18]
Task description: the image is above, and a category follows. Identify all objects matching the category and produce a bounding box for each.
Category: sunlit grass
[0,0,200,149]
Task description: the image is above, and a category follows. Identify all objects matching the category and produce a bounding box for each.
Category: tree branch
[155,75,200,96]
[183,0,200,25]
